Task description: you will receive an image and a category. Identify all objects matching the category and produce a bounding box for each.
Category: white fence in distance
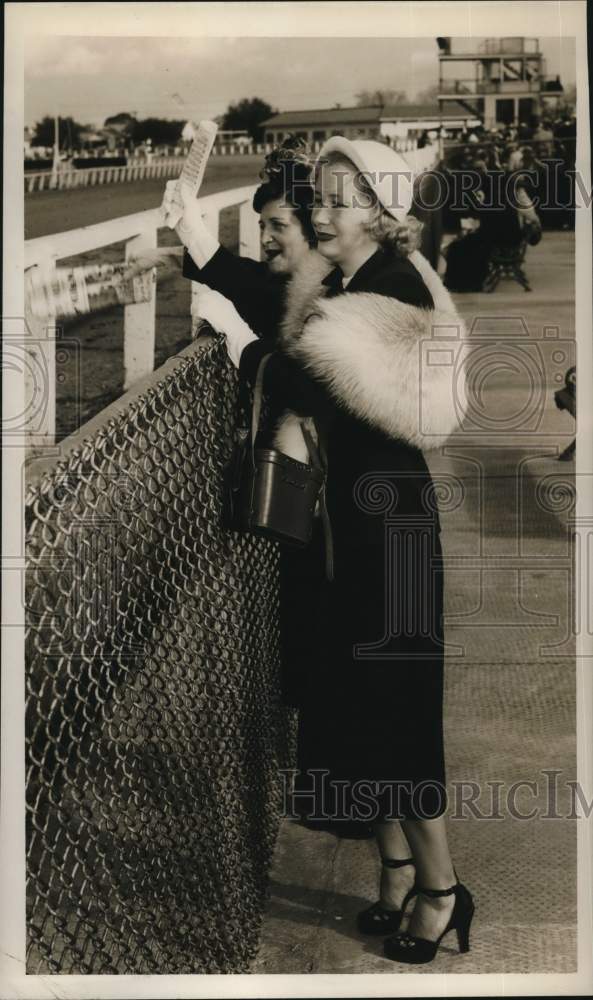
[24,137,430,193]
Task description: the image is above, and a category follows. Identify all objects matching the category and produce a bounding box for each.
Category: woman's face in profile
[312,158,375,267]
[258,198,310,275]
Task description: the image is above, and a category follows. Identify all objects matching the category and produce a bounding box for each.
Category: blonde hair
[364,201,424,255]
[321,152,423,256]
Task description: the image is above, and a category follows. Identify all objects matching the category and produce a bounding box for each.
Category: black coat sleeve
[183,245,286,339]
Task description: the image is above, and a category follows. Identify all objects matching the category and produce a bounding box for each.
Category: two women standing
[163,136,474,964]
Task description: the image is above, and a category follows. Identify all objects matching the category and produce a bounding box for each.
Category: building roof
[261,106,383,128]
[262,102,481,129]
[382,102,474,121]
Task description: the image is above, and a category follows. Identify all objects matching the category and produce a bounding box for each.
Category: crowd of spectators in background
[439,112,576,235]
[430,111,577,293]
[447,112,575,170]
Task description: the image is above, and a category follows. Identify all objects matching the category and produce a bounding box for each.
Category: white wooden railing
[24,184,259,447]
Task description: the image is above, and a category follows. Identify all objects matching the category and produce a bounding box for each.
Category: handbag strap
[250,352,273,461]
[248,353,334,583]
[301,421,334,583]
[300,421,323,473]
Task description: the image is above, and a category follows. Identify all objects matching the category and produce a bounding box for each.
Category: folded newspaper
[166,120,218,228]
[26,262,155,320]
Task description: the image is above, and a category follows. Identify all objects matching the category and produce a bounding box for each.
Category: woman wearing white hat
[171,138,473,964]
[219,138,473,965]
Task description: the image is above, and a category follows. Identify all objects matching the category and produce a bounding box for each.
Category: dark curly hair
[252,135,317,246]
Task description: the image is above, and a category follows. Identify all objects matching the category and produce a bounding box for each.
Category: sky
[24,35,577,128]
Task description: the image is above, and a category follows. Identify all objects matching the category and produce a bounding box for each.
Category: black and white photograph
[2,2,592,996]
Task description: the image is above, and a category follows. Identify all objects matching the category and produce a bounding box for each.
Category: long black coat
[185,244,454,828]
[240,249,453,827]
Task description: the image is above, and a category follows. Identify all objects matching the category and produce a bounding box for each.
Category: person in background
[444,145,541,292]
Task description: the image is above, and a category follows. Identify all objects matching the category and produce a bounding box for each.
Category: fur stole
[273,249,467,462]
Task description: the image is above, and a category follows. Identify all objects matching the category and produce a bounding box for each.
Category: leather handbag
[223,353,334,578]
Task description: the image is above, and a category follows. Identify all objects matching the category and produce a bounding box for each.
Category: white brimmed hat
[317,137,413,222]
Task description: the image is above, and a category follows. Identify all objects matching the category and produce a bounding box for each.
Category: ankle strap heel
[414,882,457,897]
[383,879,475,965]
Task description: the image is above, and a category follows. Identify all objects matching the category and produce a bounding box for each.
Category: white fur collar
[273,250,467,459]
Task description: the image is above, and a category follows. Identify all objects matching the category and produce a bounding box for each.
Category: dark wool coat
[239,248,465,829]
[185,243,465,829]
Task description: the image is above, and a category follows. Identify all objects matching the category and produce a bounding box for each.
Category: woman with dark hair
[162,137,319,343]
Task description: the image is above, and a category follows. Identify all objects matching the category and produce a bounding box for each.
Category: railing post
[24,258,57,448]
[123,226,157,389]
[239,199,260,261]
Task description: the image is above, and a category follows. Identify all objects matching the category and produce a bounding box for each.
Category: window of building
[496,98,515,124]
[518,98,534,122]
[312,130,326,142]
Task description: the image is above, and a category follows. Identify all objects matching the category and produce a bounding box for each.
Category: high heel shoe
[357,858,417,936]
[383,880,474,963]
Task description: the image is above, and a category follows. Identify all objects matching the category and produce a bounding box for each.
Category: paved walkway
[252,232,578,975]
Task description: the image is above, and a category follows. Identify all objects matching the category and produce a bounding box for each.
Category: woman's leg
[373,820,416,909]
[401,816,457,939]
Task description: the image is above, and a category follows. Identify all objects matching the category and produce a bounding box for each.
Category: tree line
[27,88,441,150]
[29,98,277,149]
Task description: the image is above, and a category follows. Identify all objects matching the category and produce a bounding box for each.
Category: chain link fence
[25,335,295,974]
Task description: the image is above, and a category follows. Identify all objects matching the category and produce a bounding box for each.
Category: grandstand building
[261,103,480,146]
[437,36,564,126]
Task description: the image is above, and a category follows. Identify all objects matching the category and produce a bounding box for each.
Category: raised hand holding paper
[164,119,218,229]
